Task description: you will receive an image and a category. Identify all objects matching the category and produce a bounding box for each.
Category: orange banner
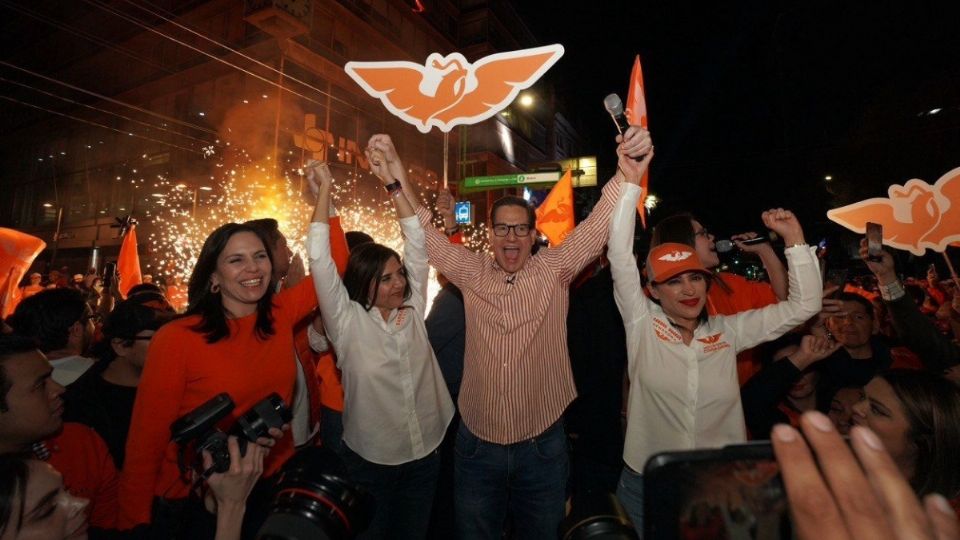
[0,228,46,318]
[625,55,650,228]
[118,224,142,296]
[535,170,575,246]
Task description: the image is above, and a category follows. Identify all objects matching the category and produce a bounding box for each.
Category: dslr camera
[170,392,292,477]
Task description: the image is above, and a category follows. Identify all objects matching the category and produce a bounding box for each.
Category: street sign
[463,171,561,190]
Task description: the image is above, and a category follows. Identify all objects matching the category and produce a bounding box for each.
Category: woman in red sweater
[118,194,339,531]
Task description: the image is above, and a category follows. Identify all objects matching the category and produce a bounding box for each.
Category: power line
[0,76,218,147]
[81,0,345,112]
[0,60,219,136]
[0,94,201,154]
[0,1,177,78]
[120,0,359,111]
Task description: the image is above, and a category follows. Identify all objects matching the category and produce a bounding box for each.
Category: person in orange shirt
[652,213,788,385]
[19,273,43,299]
[118,187,334,533]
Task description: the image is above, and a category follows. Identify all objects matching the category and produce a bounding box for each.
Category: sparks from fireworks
[135,145,488,311]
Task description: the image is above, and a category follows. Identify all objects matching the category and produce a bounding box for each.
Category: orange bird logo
[827,167,960,255]
[344,45,564,133]
[696,333,724,345]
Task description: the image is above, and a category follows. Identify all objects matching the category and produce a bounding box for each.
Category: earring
[210,282,220,293]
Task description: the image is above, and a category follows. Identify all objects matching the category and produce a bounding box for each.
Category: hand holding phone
[865,222,883,262]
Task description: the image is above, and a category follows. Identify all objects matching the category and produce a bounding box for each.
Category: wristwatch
[384,180,402,194]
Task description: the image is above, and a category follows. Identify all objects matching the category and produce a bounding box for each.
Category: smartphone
[454,201,473,225]
[866,222,883,262]
[644,443,791,539]
[103,262,116,289]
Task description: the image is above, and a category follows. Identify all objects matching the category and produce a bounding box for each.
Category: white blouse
[608,183,822,472]
[307,217,454,465]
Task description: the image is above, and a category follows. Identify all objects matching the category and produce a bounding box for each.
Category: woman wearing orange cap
[606,136,823,534]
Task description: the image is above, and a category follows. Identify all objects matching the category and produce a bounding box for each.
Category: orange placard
[827,167,960,255]
[345,45,564,133]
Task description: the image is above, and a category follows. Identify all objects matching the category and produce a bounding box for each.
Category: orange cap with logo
[646,242,711,284]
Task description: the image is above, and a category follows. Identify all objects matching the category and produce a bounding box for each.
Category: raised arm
[364,134,429,307]
[608,131,654,324]
[544,127,651,282]
[727,210,822,351]
[306,162,352,345]
[860,240,960,371]
[733,232,788,301]
[366,133,417,217]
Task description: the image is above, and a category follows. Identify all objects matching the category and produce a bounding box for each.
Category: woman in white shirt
[606,129,822,535]
[306,136,454,540]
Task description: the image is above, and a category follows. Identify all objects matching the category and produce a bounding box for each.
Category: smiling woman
[307,135,453,539]
[118,216,328,531]
[606,130,824,535]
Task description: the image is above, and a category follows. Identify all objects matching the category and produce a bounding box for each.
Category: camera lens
[235,393,293,442]
[560,491,638,540]
[257,447,374,540]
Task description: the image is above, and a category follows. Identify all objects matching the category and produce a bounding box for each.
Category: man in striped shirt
[413,127,652,538]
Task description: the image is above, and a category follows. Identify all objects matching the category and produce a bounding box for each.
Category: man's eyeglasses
[492,223,532,237]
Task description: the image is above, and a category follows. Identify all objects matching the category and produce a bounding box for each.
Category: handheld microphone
[715,236,771,254]
[603,94,631,135]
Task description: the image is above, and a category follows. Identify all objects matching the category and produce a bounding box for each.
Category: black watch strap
[385,179,402,193]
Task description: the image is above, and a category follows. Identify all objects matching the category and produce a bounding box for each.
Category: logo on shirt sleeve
[652,318,683,343]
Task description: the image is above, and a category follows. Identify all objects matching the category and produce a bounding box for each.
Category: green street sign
[462,172,561,190]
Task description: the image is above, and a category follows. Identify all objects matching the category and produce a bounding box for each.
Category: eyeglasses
[492,223,532,237]
[81,314,102,325]
[694,228,711,238]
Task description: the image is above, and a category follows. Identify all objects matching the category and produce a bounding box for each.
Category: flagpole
[442,131,449,190]
[943,250,960,289]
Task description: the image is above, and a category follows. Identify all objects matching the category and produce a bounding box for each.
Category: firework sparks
[138,146,488,312]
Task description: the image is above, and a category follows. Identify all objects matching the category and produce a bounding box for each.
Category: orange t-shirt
[706,272,780,386]
[47,423,119,530]
[117,277,318,528]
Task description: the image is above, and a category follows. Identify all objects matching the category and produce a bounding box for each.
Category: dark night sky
[512,0,960,239]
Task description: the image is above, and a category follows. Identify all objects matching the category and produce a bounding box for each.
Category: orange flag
[535,170,576,246]
[118,224,142,297]
[0,228,46,318]
[625,55,650,228]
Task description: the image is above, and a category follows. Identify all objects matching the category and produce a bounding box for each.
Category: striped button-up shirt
[417,179,622,444]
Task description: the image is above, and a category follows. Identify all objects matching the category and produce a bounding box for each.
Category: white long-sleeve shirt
[608,183,822,472]
[307,216,454,465]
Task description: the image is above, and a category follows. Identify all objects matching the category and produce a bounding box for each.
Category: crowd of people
[1,128,958,540]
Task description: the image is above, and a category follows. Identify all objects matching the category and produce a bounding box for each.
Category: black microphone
[715,236,771,254]
[603,94,631,135]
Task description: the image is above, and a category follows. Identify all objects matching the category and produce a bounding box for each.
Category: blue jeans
[454,420,568,539]
[616,466,644,538]
[340,444,440,540]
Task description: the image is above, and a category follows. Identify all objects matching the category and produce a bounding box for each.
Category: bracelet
[879,279,906,301]
[384,179,402,193]
[785,243,809,249]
